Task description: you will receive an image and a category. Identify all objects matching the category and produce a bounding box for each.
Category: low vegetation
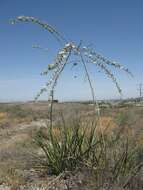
[0,103,142,190]
[34,114,143,189]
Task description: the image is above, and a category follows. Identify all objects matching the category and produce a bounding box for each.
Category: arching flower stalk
[10,16,67,43]
[10,16,133,127]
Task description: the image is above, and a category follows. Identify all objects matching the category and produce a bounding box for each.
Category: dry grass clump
[0,112,9,128]
[0,112,8,120]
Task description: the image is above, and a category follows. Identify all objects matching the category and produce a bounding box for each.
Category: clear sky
[0,0,143,101]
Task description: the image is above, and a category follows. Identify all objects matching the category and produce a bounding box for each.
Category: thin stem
[80,52,100,118]
[49,50,72,128]
[49,90,54,128]
[79,52,106,148]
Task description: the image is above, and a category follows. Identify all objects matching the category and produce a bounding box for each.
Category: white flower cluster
[35,43,75,100]
[82,47,132,76]
[81,47,133,94]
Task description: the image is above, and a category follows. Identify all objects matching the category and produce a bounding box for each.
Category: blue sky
[0,0,143,101]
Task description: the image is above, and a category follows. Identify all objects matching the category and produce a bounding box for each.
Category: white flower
[62,54,67,58]
[88,54,93,58]
[65,43,72,48]
[82,46,87,50]
[58,50,65,55]
[48,64,57,70]
[17,16,24,19]
[71,44,76,49]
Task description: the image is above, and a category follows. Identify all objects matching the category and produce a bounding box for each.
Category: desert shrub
[34,119,97,175]
[34,117,143,189]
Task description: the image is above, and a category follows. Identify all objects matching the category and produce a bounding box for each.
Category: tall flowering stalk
[10,16,132,127]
